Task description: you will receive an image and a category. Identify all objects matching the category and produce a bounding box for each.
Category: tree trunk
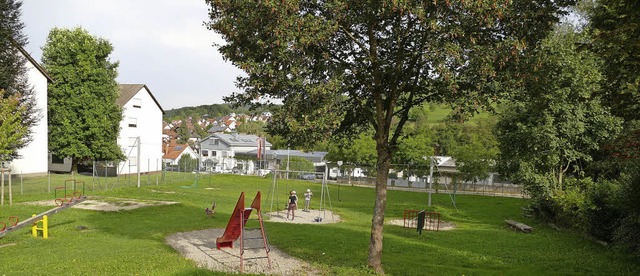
[368,143,392,274]
[71,157,79,174]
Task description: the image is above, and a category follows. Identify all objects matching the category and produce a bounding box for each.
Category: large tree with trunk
[0,0,39,162]
[42,27,124,171]
[205,0,570,272]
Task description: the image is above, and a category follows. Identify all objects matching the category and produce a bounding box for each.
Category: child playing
[286,191,298,220]
[304,189,313,212]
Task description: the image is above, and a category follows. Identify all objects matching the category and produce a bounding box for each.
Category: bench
[505,219,533,233]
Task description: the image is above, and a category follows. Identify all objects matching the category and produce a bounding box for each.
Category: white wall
[117,87,163,174]
[10,55,48,175]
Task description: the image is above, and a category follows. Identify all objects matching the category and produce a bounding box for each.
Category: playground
[1,173,639,275]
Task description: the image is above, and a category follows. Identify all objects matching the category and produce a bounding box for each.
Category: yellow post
[31,214,37,237]
[31,215,49,239]
[42,215,48,239]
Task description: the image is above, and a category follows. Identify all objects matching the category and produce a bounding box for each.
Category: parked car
[300,174,315,180]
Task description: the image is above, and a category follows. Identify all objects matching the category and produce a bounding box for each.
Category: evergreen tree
[0,0,39,161]
[42,27,124,171]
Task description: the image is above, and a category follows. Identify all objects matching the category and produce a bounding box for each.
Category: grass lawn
[1,173,639,275]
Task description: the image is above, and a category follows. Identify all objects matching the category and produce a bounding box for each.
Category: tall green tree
[589,0,640,121]
[0,0,38,161]
[495,27,621,199]
[206,1,569,272]
[42,27,124,171]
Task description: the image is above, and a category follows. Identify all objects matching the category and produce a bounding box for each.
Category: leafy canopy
[0,0,39,161]
[206,0,571,272]
[42,27,124,166]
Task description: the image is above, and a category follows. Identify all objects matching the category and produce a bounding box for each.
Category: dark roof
[12,39,53,83]
[203,133,272,147]
[117,84,165,114]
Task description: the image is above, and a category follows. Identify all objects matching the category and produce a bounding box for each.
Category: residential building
[116,84,164,175]
[162,143,198,168]
[199,133,271,173]
[10,44,53,175]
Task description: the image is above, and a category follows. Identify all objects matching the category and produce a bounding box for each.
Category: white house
[9,44,52,175]
[116,84,164,175]
[199,133,271,173]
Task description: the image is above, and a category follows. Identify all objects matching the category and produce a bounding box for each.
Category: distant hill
[163,104,270,120]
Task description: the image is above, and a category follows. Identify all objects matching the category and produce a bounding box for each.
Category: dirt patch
[166,228,321,275]
[22,197,179,211]
[263,208,341,224]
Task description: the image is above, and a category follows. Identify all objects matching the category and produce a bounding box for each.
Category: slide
[215,192,261,249]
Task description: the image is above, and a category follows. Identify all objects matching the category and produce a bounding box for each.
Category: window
[132,98,141,108]
[212,151,217,157]
[202,150,209,157]
[51,155,65,164]
[128,137,138,147]
[128,117,137,128]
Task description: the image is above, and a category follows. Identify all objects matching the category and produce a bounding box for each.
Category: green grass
[1,173,639,275]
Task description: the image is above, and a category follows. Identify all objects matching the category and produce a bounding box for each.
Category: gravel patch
[166,228,321,275]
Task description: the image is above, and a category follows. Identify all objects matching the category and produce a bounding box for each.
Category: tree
[206,1,568,272]
[451,118,499,183]
[589,0,640,121]
[495,27,621,200]
[0,89,28,160]
[42,27,124,172]
[0,0,39,161]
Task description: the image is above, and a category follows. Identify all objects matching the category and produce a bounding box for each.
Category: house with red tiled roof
[162,143,198,167]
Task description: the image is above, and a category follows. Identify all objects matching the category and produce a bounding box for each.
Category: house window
[51,155,65,164]
[212,151,217,157]
[128,117,137,128]
[132,98,141,108]
[202,150,209,157]
[128,137,138,147]
[209,139,219,146]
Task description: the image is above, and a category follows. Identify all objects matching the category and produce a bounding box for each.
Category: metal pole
[428,157,434,207]
[137,136,141,188]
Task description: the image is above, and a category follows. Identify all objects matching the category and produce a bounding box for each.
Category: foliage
[0,89,28,161]
[177,154,198,172]
[163,103,268,121]
[326,132,377,168]
[495,27,621,199]
[206,0,570,272]
[42,27,125,170]
[236,120,266,135]
[451,118,500,183]
[0,0,38,161]
[589,0,640,121]
[284,156,315,176]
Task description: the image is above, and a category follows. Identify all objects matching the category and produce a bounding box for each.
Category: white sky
[20,0,244,110]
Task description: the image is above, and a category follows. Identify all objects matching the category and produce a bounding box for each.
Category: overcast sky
[20,0,244,110]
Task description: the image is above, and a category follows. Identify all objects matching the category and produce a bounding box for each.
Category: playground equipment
[216,192,271,273]
[0,216,19,232]
[205,201,216,217]
[403,209,441,234]
[55,179,85,206]
[0,183,86,239]
[268,170,334,222]
[32,214,48,238]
